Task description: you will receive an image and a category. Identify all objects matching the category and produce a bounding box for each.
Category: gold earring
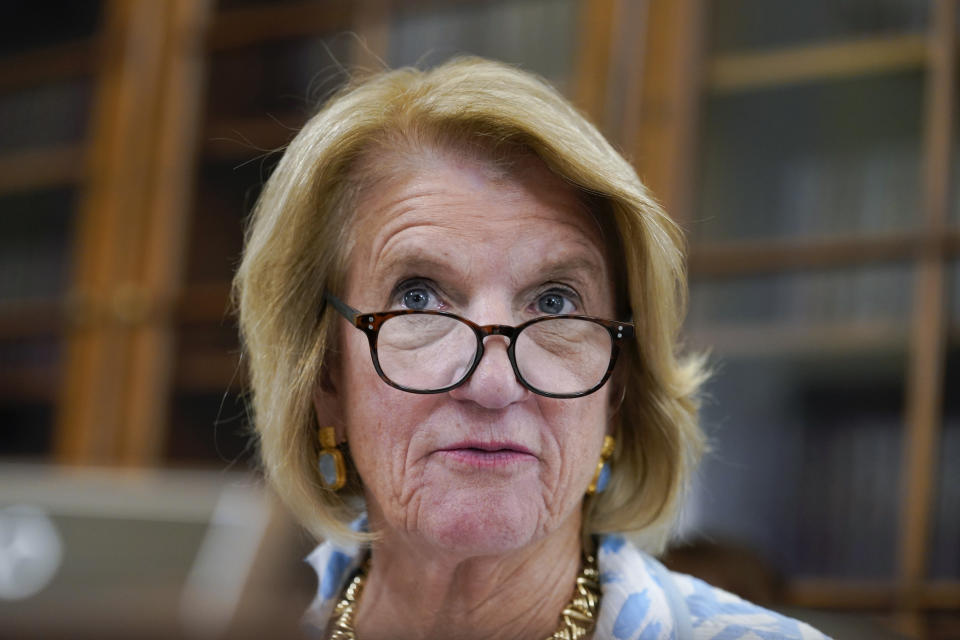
[318,427,346,491]
[586,435,615,495]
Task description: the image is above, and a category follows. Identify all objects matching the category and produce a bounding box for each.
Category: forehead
[346,151,611,279]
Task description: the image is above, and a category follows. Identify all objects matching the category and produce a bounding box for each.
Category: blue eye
[401,287,433,310]
[393,278,445,311]
[537,292,573,315]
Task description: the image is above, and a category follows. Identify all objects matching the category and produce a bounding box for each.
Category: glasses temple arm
[323,292,362,324]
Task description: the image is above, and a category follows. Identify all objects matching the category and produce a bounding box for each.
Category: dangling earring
[317,426,346,491]
[586,435,615,495]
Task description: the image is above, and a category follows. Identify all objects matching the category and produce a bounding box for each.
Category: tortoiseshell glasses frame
[324,292,635,399]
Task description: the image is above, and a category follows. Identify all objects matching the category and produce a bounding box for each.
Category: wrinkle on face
[338,149,614,558]
[394,430,426,509]
[349,157,610,315]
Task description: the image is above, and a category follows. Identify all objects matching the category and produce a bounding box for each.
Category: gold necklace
[327,552,601,640]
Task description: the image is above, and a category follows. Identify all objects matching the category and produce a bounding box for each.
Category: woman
[235,58,827,639]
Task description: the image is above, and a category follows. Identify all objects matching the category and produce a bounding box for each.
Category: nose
[448,335,530,409]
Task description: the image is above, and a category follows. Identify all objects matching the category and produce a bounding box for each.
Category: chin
[417,486,548,558]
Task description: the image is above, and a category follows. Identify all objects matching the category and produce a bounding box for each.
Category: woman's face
[327,151,616,557]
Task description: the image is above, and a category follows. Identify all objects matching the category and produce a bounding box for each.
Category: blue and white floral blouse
[304,531,830,640]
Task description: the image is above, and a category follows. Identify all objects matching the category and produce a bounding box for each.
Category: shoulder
[670,571,830,640]
[596,535,831,640]
[302,518,369,633]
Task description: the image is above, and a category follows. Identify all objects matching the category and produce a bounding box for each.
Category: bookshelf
[629,1,958,637]
[708,33,928,93]
[0,1,102,459]
[0,0,956,637]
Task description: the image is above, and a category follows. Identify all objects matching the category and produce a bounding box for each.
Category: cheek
[541,394,610,489]
[338,324,391,421]
[340,350,437,497]
[340,331,395,471]
[341,349,405,464]
[344,385,406,508]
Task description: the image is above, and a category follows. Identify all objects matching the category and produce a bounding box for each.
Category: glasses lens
[376,313,477,391]
[515,318,612,395]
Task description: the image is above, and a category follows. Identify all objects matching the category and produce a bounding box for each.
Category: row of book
[387,0,576,87]
[710,0,931,53]
[696,81,927,242]
[0,189,73,303]
[686,263,915,329]
[0,80,90,153]
[681,354,959,579]
[931,418,960,579]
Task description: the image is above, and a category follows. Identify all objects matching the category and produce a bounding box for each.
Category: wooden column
[627,0,705,224]
[56,0,211,465]
[573,0,617,131]
[573,0,706,205]
[603,0,650,153]
[897,0,957,634]
[119,0,212,465]
[56,0,168,464]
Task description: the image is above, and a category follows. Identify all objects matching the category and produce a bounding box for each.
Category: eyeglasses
[324,292,634,399]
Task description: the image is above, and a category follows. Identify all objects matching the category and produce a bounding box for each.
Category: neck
[353,517,584,640]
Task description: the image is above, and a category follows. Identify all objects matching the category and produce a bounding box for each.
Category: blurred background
[0,0,957,638]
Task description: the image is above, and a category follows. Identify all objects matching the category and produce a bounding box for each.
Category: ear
[312,365,346,443]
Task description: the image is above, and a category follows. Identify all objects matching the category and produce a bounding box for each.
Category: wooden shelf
[785,579,960,610]
[203,115,303,160]
[684,320,910,358]
[208,1,353,51]
[0,299,65,339]
[0,282,232,343]
[688,230,960,278]
[925,581,960,610]
[174,349,243,392]
[175,283,232,325]
[685,323,960,361]
[786,579,899,610]
[0,146,84,194]
[708,33,928,94]
[0,362,59,402]
[207,0,497,53]
[0,40,96,92]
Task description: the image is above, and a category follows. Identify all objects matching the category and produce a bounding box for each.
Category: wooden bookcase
[0,2,104,457]
[0,0,605,460]
[623,1,959,637]
[0,0,956,637]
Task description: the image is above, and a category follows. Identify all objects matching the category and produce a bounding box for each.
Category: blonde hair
[234,57,706,552]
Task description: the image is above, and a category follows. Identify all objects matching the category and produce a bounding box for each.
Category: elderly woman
[235,58,826,639]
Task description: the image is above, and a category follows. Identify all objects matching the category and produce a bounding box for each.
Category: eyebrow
[375,251,608,298]
[376,252,461,280]
[534,255,606,284]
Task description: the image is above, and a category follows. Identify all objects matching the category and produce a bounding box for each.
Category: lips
[435,441,537,469]
[438,441,534,456]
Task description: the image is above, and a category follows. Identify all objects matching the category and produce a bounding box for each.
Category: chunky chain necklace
[327,552,601,640]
